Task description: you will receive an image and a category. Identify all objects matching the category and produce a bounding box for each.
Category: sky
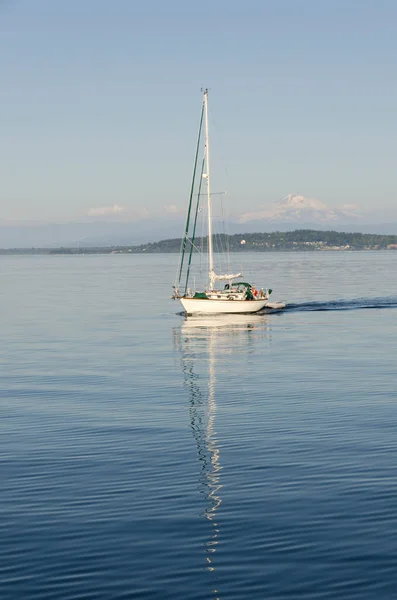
[1,0,397,224]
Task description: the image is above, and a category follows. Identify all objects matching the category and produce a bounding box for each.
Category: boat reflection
[175,314,270,593]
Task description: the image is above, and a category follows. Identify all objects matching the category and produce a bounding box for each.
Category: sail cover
[211,272,242,281]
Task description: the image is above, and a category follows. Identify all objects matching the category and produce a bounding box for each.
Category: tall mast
[203,89,214,288]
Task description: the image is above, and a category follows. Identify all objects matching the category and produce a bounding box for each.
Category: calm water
[1,252,397,600]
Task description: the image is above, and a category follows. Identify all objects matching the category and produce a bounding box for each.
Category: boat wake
[175,296,397,318]
[284,296,397,313]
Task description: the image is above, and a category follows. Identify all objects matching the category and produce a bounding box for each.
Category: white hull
[180,297,270,315]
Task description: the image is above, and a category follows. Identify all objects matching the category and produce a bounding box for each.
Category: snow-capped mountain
[238,194,361,225]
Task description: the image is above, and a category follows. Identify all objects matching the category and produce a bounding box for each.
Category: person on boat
[246,287,254,300]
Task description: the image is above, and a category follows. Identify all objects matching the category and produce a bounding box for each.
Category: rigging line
[220,191,231,273]
[177,101,205,287]
[184,156,206,293]
[212,224,227,276]
[213,215,228,267]
[207,101,235,274]
[206,100,234,278]
[213,221,222,261]
[184,237,203,255]
[200,203,205,277]
[195,192,226,196]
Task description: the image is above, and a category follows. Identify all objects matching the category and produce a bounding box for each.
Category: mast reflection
[175,314,270,591]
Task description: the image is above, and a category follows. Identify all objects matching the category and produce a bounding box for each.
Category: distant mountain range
[1,194,397,248]
[0,219,184,249]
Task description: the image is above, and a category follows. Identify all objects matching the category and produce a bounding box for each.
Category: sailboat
[172,89,285,315]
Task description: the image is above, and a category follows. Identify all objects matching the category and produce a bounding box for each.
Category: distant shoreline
[2,229,397,254]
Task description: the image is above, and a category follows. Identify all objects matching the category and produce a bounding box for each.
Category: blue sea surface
[1,251,397,599]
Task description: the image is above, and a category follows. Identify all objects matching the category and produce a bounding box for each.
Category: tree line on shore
[119,230,397,253]
[1,230,397,254]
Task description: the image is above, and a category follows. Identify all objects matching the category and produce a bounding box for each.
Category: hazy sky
[1,0,397,223]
